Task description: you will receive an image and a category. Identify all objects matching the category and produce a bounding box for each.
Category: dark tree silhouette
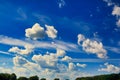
[40,78,46,80]
[17,77,28,80]
[54,78,60,80]
[29,75,39,80]
[10,73,16,80]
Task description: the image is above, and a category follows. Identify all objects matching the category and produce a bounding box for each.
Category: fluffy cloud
[112,6,120,16]
[77,34,85,45]
[45,25,58,39]
[25,23,46,40]
[104,1,120,27]
[13,56,28,66]
[98,63,120,73]
[77,34,107,58]
[61,56,72,61]
[56,48,66,57]
[82,39,107,58]
[68,63,76,71]
[76,63,87,68]
[9,45,34,55]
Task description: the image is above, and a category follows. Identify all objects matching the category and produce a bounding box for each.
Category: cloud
[112,6,120,16]
[103,0,114,6]
[0,67,12,73]
[98,63,120,73]
[25,23,46,40]
[104,0,120,27]
[9,45,34,55]
[58,0,66,8]
[45,25,58,39]
[77,34,85,45]
[77,34,107,59]
[0,35,31,46]
[0,35,79,52]
[76,63,87,68]
[61,56,72,61]
[68,62,76,71]
[32,49,65,69]
[116,19,120,27]
[82,39,107,58]
[13,56,28,66]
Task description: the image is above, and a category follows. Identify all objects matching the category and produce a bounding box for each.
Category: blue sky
[0,0,120,80]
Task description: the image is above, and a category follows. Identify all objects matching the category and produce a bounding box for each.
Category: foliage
[75,73,120,80]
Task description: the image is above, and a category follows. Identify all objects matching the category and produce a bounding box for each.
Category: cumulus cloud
[45,25,58,39]
[98,63,120,73]
[82,39,107,58]
[76,63,87,68]
[112,6,120,16]
[9,45,34,55]
[68,63,76,71]
[77,34,85,45]
[13,56,28,66]
[61,56,72,61]
[77,34,107,58]
[25,23,46,40]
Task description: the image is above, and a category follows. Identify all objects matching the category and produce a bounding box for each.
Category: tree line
[0,73,120,80]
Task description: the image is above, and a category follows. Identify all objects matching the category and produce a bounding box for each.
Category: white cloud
[56,48,66,57]
[68,62,76,71]
[9,45,34,55]
[0,35,31,46]
[77,34,85,45]
[61,56,72,61]
[25,23,46,40]
[58,0,66,8]
[77,34,107,59]
[45,25,58,39]
[98,63,120,73]
[82,39,107,58]
[76,63,87,68]
[0,67,12,73]
[116,19,120,27]
[112,6,120,16]
[13,56,28,66]
[32,53,58,69]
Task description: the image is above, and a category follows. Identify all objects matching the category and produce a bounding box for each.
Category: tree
[17,77,28,80]
[29,76,39,80]
[10,73,17,80]
[54,78,60,80]
[40,78,46,80]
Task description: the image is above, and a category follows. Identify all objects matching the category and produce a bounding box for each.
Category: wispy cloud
[0,35,80,52]
[58,0,66,8]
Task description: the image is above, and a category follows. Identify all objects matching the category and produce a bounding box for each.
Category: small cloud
[77,34,85,45]
[76,63,87,68]
[61,56,72,61]
[116,19,120,27]
[45,25,58,39]
[9,45,34,55]
[25,23,46,40]
[58,0,66,8]
[98,63,120,73]
[112,6,120,17]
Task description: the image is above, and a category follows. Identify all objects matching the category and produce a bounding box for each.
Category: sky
[0,0,120,80]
